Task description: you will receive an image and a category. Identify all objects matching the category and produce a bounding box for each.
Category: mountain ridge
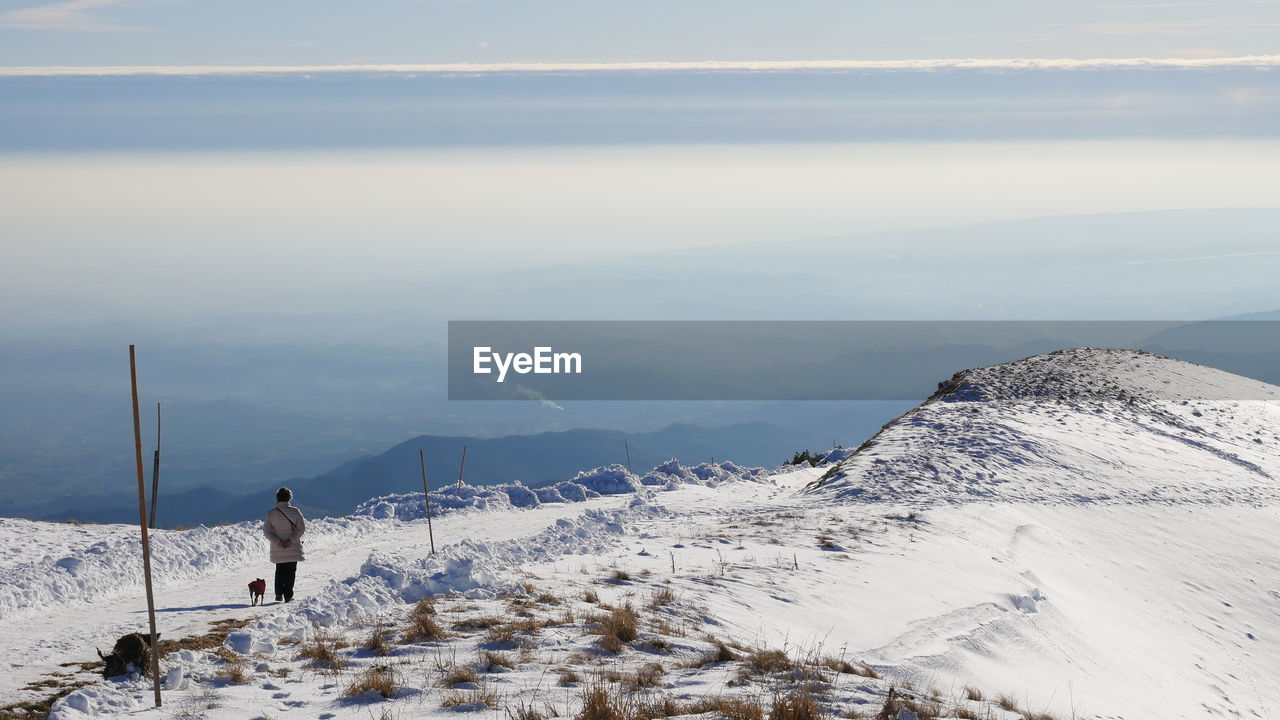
[807,347,1280,504]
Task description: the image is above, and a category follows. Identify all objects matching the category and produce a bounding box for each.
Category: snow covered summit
[808,348,1280,504]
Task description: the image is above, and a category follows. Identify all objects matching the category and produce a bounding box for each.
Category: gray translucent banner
[448,321,1280,401]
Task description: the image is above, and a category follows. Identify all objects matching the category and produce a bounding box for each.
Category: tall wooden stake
[624,439,632,473]
[419,449,436,555]
[456,444,468,490]
[129,346,162,707]
[149,403,161,529]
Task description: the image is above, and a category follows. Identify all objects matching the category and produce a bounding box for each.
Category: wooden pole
[456,444,468,490]
[129,346,162,707]
[149,403,161,529]
[624,439,632,474]
[419,449,435,555]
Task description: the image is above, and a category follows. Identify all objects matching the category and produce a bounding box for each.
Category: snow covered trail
[31,458,1280,719]
[0,495,630,705]
[4,459,771,710]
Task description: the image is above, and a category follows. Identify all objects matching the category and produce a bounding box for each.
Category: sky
[1,0,1280,67]
[0,0,1277,332]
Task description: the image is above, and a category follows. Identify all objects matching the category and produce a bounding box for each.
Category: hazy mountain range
[40,421,815,527]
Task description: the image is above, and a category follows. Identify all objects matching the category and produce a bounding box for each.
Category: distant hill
[43,421,809,527]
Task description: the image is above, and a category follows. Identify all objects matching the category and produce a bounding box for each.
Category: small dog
[248,578,266,606]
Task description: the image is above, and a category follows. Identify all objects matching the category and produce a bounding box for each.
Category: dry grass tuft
[214,655,249,685]
[488,617,546,646]
[507,698,557,720]
[481,650,517,671]
[576,684,620,720]
[558,668,583,686]
[595,605,639,654]
[583,589,601,604]
[363,622,393,657]
[343,664,396,698]
[441,680,499,709]
[745,648,792,675]
[402,601,449,643]
[963,686,983,702]
[684,696,765,720]
[442,664,481,687]
[877,688,943,720]
[648,587,675,607]
[570,681,769,720]
[298,633,347,671]
[628,663,665,690]
[454,615,506,631]
[680,642,739,668]
[770,686,826,720]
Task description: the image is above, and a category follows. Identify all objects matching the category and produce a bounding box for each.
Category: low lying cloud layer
[3,55,1280,76]
[3,60,1277,150]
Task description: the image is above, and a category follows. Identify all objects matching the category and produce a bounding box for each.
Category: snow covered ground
[5,348,1280,720]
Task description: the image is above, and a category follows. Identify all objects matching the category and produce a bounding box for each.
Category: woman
[263,487,306,602]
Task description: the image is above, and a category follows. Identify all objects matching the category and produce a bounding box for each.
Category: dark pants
[274,561,297,601]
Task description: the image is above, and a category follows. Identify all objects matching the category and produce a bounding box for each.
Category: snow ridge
[237,495,675,652]
[0,460,765,623]
[807,348,1280,505]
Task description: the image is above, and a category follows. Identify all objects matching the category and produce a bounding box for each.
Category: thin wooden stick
[624,439,632,473]
[456,444,468,490]
[419,449,435,555]
[130,346,162,707]
[149,403,161,529]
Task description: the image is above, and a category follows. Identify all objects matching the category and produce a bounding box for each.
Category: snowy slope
[8,348,1280,720]
[807,348,1280,504]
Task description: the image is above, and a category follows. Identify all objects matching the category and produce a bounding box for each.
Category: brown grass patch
[648,587,675,607]
[680,642,738,668]
[454,615,505,631]
[481,650,517,671]
[441,680,499,708]
[298,633,347,671]
[402,602,449,643]
[576,684,619,720]
[745,648,792,675]
[877,689,943,720]
[508,698,557,720]
[363,622,393,657]
[212,644,249,683]
[343,664,396,698]
[158,618,252,658]
[594,605,639,654]
[684,696,766,720]
[628,663,665,690]
[770,686,825,720]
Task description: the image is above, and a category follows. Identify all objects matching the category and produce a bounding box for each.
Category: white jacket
[264,501,306,563]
